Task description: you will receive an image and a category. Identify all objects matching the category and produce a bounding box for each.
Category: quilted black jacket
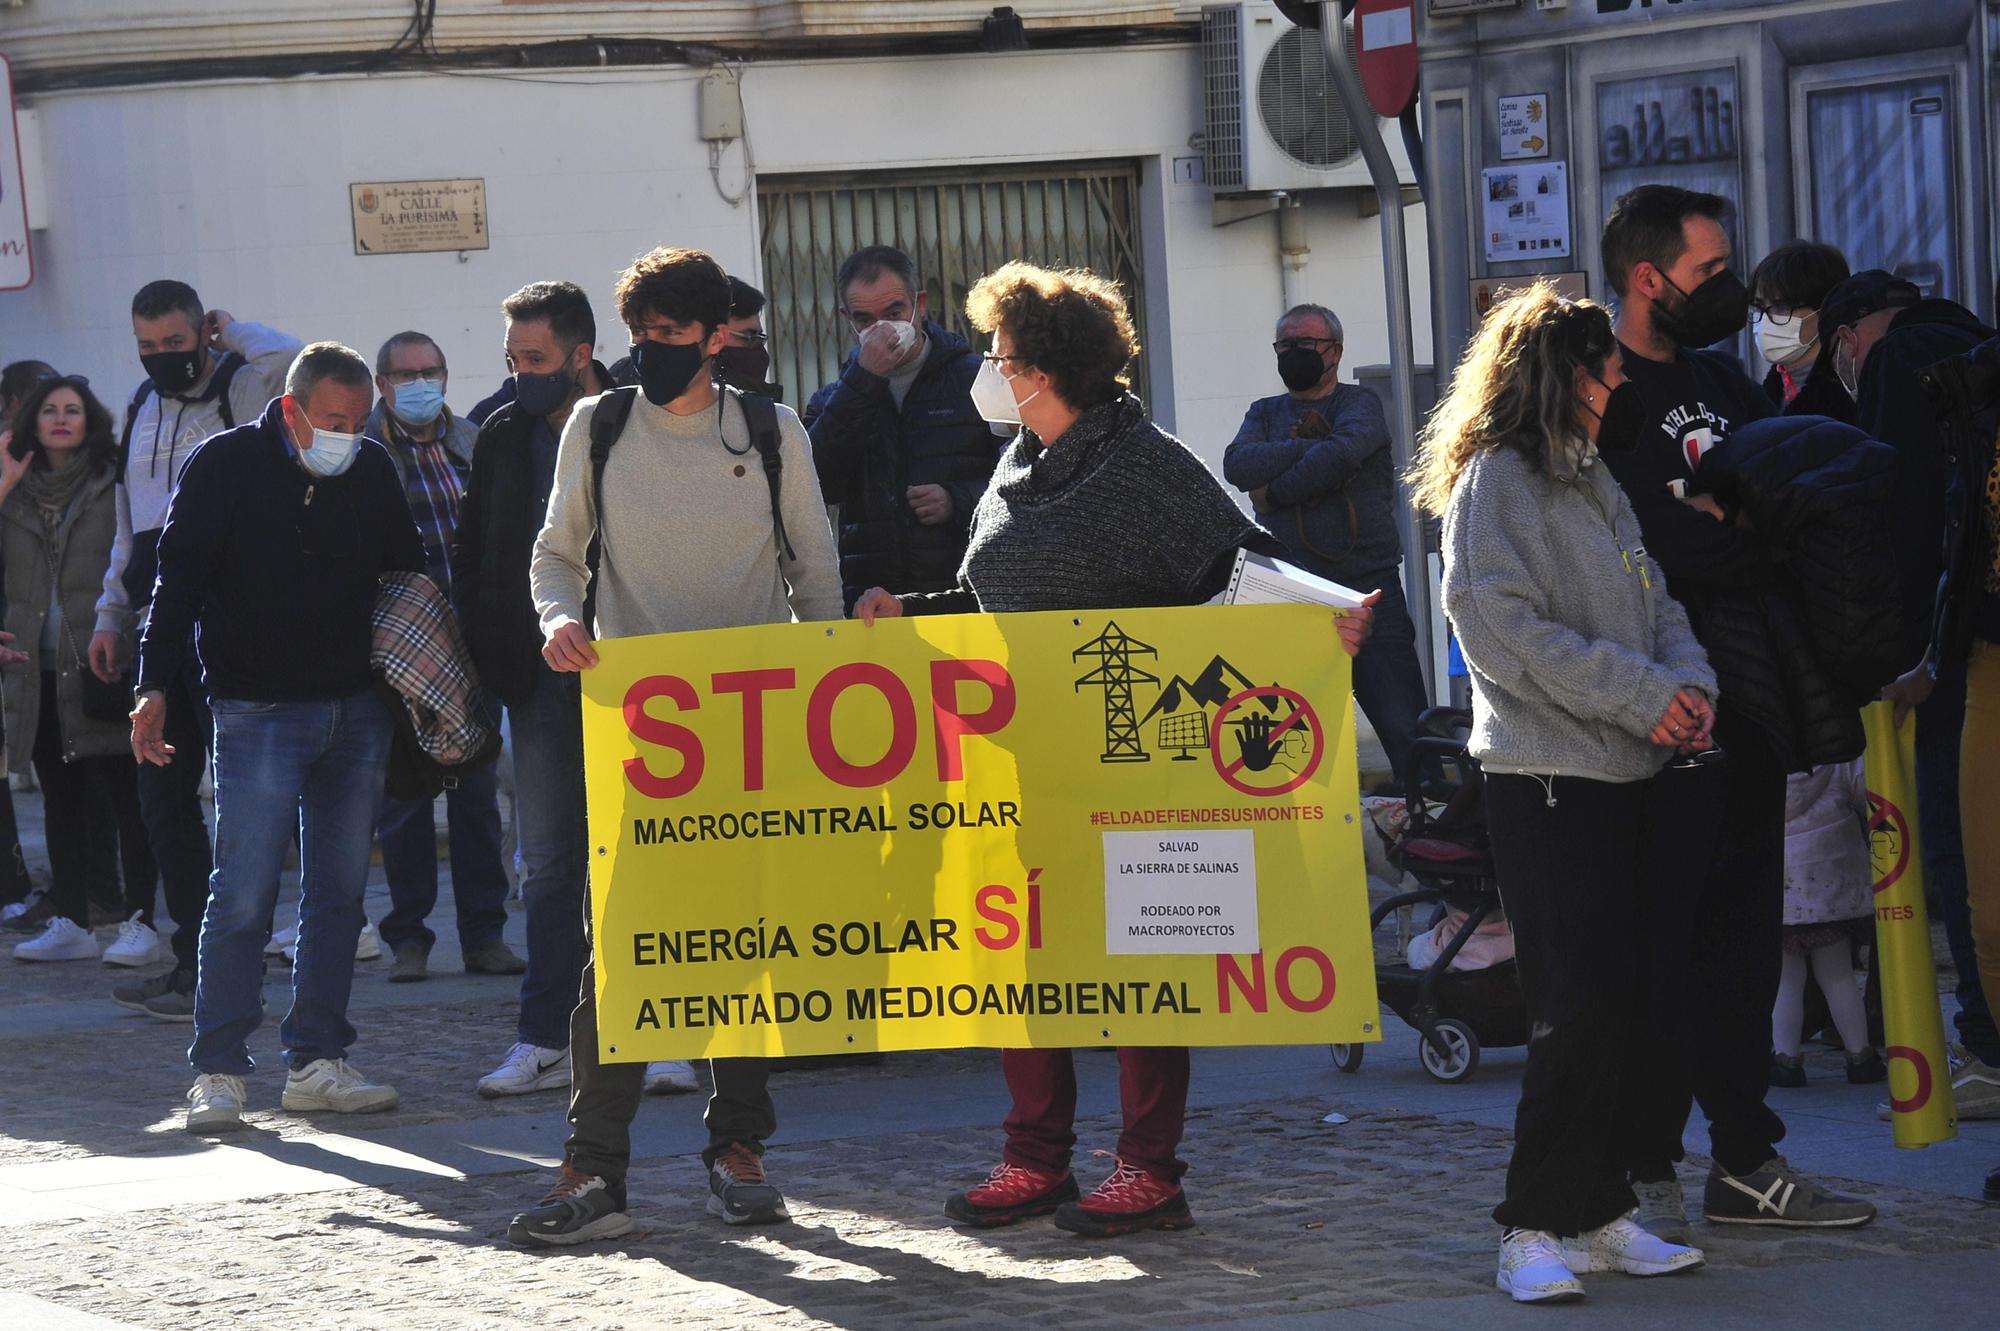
[1918,336,2000,667]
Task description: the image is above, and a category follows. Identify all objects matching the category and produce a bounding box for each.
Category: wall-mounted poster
[1482,162,1571,263]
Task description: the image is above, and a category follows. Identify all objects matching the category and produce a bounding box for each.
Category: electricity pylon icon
[1073,621,1158,763]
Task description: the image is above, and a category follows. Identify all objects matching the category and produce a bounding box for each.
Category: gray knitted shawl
[957,394,1259,614]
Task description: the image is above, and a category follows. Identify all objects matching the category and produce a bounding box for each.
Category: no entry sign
[1354,0,1419,119]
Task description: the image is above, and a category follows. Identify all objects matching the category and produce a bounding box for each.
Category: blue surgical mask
[297,413,362,478]
[389,377,446,428]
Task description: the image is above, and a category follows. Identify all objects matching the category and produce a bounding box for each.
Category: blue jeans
[1345,570,1430,786]
[509,667,590,1049]
[189,691,393,1075]
[376,764,509,954]
[1916,651,1998,1063]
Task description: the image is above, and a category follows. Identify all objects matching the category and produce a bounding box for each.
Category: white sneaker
[1562,1210,1704,1276]
[645,1060,700,1094]
[265,923,297,957]
[281,1058,399,1113]
[0,900,26,923]
[102,914,160,967]
[1497,1228,1585,1303]
[280,921,382,965]
[13,916,101,962]
[477,1042,572,1098]
[186,1073,246,1132]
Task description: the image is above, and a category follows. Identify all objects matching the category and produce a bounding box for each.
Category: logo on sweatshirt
[1659,401,1731,473]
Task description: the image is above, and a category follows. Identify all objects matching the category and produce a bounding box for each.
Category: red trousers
[1000,1046,1190,1182]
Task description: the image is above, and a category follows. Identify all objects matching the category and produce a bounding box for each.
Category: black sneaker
[2,894,54,935]
[1703,1156,1876,1227]
[507,1167,632,1247]
[1845,1048,1887,1084]
[113,966,194,1017]
[707,1142,790,1225]
[1769,1053,1806,1088]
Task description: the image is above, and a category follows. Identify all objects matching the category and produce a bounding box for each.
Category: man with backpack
[454,281,613,1100]
[93,280,301,1020]
[507,247,841,1246]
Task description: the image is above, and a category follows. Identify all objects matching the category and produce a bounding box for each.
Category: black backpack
[117,351,247,482]
[587,383,795,562]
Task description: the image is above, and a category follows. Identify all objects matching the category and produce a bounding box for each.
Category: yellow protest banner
[1861,701,1956,1148]
[580,604,1377,1062]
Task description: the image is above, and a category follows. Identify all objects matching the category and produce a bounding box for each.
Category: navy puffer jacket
[803,322,1002,611]
[1694,415,1901,769]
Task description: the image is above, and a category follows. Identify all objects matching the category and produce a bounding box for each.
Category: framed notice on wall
[1,55,33,291]
[350,178,489,256]
[1481,162,1571,263]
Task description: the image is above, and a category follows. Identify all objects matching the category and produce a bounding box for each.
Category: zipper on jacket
[1619,546,1653,590]
[303,484,315,507]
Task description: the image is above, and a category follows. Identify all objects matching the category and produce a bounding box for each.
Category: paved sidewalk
[1,783,1994,1328]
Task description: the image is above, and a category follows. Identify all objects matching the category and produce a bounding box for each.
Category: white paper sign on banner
[0,55,32,291]
[1103,829,1260,956]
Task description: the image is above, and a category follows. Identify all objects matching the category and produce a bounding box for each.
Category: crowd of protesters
[0,174,1993,1303]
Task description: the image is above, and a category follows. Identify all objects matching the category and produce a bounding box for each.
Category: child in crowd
[1771,759,1886,1086]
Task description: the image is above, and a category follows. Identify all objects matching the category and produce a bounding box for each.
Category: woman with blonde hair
[1413,284,1716,1303]
[857,260,1374,1237]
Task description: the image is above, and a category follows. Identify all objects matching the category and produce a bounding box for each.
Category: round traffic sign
[1353,0,1419,119]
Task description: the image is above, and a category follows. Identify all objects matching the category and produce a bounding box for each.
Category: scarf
[21,452,96,531]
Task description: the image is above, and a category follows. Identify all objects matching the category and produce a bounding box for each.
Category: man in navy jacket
[131,342,423,1133]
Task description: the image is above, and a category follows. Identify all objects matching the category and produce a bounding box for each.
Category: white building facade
[0,1,1433,476]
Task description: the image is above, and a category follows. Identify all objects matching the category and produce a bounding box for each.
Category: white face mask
[296,412,362,478]
[877,319,919,360]
[1833,337,1860,402]
[970,356,1040,425]
[1754,312,1817,370]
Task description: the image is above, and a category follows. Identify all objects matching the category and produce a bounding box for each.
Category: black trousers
[136,649,214,973]
[1487,761,1722,1236]
[31,672,156,926]
[564,944,777,1186]
[1625,709,1789,1180]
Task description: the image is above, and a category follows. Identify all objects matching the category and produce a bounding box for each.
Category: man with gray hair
[132,341,424,1132]
[364,330,521,984]
[1224,303,1428,784]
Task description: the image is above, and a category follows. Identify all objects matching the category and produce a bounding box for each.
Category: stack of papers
[1224,550,1369,610]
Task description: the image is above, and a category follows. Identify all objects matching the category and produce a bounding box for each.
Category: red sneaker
[1053,1158,1194,1236]
[944,1161,1080,1228]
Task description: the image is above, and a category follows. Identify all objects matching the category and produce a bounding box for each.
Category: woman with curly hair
[2,375,158,964]
[1411,284,1715,1303]
[856,260,1375,1237]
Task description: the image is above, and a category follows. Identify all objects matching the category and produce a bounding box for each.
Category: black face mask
[716,344,773,392]
[1277,346,1327,392]
[630,340,711,407]
[1652,270,1750,350]
[140,349,205,396]
[1587,379,1648,455]
[514,364,575,418]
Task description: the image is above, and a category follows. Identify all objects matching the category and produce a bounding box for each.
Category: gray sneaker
[113,965,192,1016]
[388,941,428,983]
[707,1143,790,1225]
[463,938,526,976]
[1630,1176,1692,1245]
[1703,1156,1877,1228]
[1878,1044,2000,1121]
[508,1168,632,1247]
[138,967,198,1022]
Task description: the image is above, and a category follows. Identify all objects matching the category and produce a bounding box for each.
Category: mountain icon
[1139,655,1277,725]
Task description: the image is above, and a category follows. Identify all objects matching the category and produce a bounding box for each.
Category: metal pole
[1316,2,1434,701]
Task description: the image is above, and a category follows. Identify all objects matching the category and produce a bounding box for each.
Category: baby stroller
[1332,708,1528,1082]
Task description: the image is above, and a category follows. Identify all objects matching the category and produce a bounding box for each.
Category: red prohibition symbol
[1209,686,1324,798]
[1885,1044,1932,1114]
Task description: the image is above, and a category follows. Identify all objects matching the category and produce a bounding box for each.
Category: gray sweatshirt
[1442,442,1715,783]
[532,388,843,640]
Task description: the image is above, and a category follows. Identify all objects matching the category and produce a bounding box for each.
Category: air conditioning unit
[1200,1,1415,194]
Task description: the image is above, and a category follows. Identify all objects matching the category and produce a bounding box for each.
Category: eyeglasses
[1272,337,1337,355]
[1749,303,1806,327]
[980,352,1027,366]
[727,330,768,348]
[384,369,445,387]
